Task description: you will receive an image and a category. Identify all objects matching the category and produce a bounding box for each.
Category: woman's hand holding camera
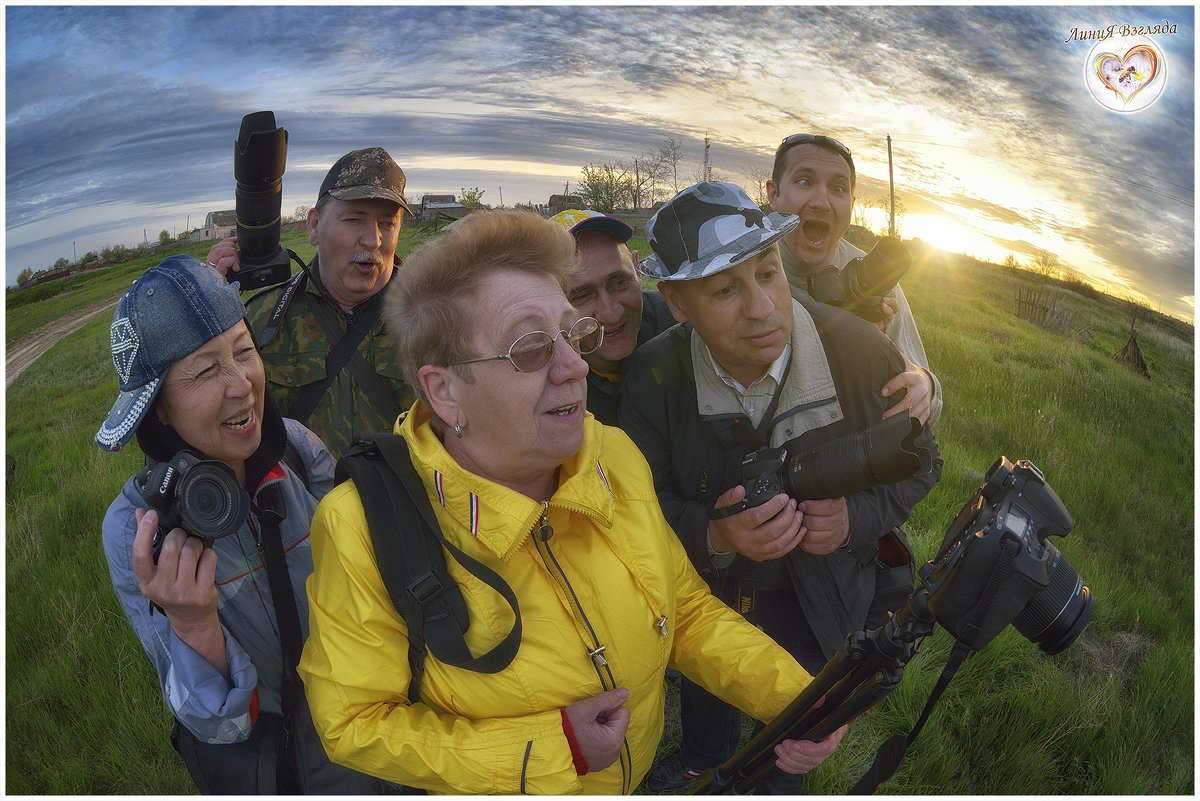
[133,508,229,681]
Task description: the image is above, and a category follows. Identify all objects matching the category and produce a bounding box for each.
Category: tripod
[692,590,937,795]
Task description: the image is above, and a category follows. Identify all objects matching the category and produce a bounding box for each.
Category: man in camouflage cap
[620,181,941,793]
[209,147,416,456]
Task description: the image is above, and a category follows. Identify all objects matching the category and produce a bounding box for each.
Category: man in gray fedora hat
[620,181,942,793]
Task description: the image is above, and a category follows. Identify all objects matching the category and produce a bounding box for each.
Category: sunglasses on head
[779,133,852,158]
[449,317,604,373]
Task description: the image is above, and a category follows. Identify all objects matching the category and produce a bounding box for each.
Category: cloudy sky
[5,4,1195,320]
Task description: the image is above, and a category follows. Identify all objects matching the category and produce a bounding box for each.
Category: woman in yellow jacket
[298,210,845,794]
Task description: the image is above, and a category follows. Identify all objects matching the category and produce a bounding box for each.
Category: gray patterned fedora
[640,181,799,281]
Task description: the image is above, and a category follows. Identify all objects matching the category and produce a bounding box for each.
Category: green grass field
[5,236,1194,794]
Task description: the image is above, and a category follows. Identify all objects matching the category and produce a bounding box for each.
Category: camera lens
[1012,543,1095,654]
[177,462,249,541]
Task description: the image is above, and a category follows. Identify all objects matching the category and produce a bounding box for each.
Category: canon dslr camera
[137,450,250,561]
[923,456,1094,654]
[808,236,912,323]
[710,413,932,519]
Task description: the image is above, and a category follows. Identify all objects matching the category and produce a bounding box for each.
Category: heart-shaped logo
[1093,45,1159,105]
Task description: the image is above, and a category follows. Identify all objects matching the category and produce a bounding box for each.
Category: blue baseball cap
[95,255,247,451]
[549,209,634,243]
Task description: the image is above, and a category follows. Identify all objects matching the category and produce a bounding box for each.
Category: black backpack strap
[281,440,309,492]
[336,433,522,703]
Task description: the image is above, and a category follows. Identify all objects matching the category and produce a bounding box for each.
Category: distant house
[189,209,237,242]
[548,194,584,215]
[417,194,467,224]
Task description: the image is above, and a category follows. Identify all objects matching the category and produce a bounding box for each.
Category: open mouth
[802,220,830,248]
[547,403,579,417]
[223,411,254,430]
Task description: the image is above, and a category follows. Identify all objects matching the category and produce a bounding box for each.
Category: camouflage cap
[641,182,799,281]
[318,147,413,214]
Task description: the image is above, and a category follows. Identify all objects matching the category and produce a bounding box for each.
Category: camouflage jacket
[245,257,413,457]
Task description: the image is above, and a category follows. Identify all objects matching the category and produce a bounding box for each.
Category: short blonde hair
[384,209,581,416]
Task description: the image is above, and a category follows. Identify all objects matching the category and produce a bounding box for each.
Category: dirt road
[6,294,122,388]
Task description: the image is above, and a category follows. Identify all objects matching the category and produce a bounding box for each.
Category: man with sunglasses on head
[767,134,941,428]
[548,210,675,426]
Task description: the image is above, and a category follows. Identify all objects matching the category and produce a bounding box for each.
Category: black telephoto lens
[843,236,911,302]
[234,111,288,266]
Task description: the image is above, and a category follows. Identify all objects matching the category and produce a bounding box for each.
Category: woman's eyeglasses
[449,317,604,373]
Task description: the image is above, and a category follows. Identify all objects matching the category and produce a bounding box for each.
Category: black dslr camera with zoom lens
[232,110,294,290]
[693,454,1095,794]
[709,413,932,519]
[808,236,912,323]
[137,450,250,562]
[923,455,1094,654]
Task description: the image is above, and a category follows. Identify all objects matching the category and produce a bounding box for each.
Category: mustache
[348,250,384,265]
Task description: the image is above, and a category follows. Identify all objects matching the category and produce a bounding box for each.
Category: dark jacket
[586,290,676,426]
[620,296,942,659]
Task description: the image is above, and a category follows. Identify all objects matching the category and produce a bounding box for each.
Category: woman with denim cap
[96,255,393,793]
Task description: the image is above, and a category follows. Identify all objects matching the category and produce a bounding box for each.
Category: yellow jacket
[299,404,811,794]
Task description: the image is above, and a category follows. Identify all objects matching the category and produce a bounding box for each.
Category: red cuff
[248,687,260,727]
[560,707,589,776]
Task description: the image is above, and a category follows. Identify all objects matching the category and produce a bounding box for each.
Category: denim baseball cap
[95,255,247,451]
[640,182,799,281]
[549,209,634,243]
[318,147,413,215]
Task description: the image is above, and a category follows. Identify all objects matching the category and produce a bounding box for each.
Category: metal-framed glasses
[449,317,604,373]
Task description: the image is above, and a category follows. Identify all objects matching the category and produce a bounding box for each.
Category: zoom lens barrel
[176,461,249,542]
[234,111,288,267]
[1012,543,1095,654]
[782,413,931,501]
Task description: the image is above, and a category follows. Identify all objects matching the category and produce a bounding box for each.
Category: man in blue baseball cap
[549,209,674,426]
[621,182,942,793]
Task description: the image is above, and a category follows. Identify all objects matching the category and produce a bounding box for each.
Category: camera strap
[850,537,1021,794]
[251,482,305,753]
[337,432,522,703]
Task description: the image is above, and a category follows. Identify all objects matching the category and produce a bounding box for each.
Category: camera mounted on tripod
[693,455,1095,794]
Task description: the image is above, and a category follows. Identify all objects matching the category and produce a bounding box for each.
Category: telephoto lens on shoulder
[808,236,912,322]
[232,110,294,289]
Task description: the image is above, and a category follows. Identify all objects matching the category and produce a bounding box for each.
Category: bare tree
[741,161,773,208]
[1031,249,1061,279]
[659,137,684,196]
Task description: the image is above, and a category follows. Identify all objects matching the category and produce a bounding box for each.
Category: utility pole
[887,135,896,238]
[703,131,712,182]
[73,241,77,266]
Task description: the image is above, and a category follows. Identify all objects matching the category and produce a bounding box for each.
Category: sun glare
[901,213,1000,261]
